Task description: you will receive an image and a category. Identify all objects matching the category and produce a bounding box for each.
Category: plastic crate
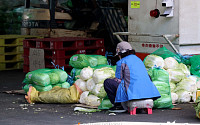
[23,39,37,48]
[0,53,23,63]
[0,61,23,70]
[0,46,23,54]
[85,47,105,55]
[23,56,29,65]
[23,48,29,57]
[23,48,86,58]
[23,37,104,49]
[24,56,71,68]
[45,58,70,67]
[44,49,86,58]
[23,47,105,58]
[0,35,42,46]
[23,64,29,73]
[0,37,24,46]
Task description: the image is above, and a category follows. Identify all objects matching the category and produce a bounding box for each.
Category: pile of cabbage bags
[70,54,116,80]
[69,54,108,69]
[23,68,70,92]
[75,66,115,107]
[148,68,173,108]
[195,96,200,119]
[69,54,116,108]
[144,54,199,103]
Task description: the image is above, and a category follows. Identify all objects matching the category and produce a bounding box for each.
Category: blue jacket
[115,55,161,103]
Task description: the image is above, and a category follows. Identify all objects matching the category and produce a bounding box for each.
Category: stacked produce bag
[23,68,70,92]
[148,67,173,108]
[69,54,116,80]
[195,96,200,119]
[69,54,116,107]
[76,66,115,107]
[144,47,199,105]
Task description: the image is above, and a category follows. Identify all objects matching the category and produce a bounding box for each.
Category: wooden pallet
[0,61,23,70]
[0,46,23,54]
[0,53,23,63]
[0,35,42,46]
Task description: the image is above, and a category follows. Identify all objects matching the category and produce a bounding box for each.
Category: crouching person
[104,41,161,112]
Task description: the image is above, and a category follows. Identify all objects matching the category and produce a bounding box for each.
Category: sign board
[29,48,45,71]
[131,1,140,8]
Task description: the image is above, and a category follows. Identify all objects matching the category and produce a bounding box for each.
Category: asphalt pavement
[0,70,200,125]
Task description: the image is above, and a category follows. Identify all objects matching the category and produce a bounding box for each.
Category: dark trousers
[104,78,120,104]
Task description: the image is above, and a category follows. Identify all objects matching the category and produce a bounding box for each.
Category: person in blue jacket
[104,41,161,110]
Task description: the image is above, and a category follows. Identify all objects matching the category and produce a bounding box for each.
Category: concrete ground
[0,70,200,125]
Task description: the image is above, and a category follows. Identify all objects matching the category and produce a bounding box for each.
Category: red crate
[83,39,104,48]
[23,48,29,57]
[23,48,86,58]
[23,56,29,65]
[23,47,105,58]
[23,39,38,48]
[24,56,70,67]
[45,47,105,58]
[45,58,70,67]
[23,64,29,73]
[38,39,85,49]
[85,47,105,55]
[24,37,104,49]
[44,49,86,58]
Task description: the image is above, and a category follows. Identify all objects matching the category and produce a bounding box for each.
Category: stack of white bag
[144,55,198,103]
[74,66,115,107]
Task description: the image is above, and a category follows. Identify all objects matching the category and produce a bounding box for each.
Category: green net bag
[190,55,200,77]
[25,68,51,84]
[47,72,60,85]
[111,65,117,72]
[98,96,113,110]
[23,84,32,93]
[181,55,192,65]
[70,68,82,80]
[148,68,169,83]
[88,55,108,65]
[151,47,181,63]
[87,56,98,68]
[31,72,51,86]
[51,69,68,83]
[148,68,173,109]
[61,82,71,88]
[32,84,52,92]
[69,54,91,69]
[93,64,111,70]
[52,83,62,88]
[52,82,70,89]
[195,96,200,119]
[152,81,171,95]
[153,94,174,109]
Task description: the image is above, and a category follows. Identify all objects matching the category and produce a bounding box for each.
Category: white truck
[114,0,200,60]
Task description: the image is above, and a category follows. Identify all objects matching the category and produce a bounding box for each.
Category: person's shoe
[108,105,127,113]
